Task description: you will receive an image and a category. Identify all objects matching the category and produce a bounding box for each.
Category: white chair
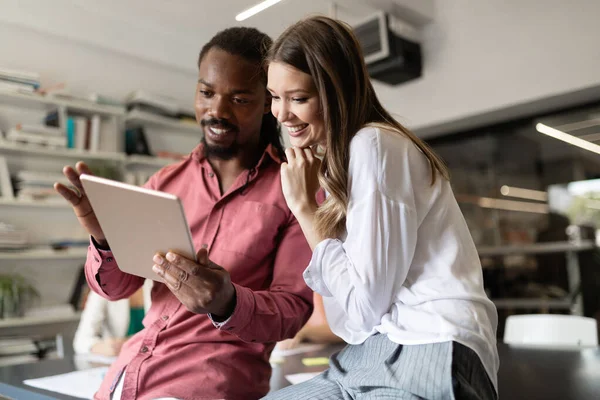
[504,314,598,347]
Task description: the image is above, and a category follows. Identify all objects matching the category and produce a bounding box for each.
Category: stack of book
[0,222,28,250]
[5,123,66,148]
[0,68,40,94]
[126,90,196,122]
[14,170,69,202]
[126,90,180,117]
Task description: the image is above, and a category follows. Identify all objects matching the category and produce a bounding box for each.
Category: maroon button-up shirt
[85,143,313,400]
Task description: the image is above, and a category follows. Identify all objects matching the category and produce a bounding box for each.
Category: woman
[73,280,152,356]
[264,16,498,399]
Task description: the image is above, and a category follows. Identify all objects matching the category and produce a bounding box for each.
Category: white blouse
[303,126,499,391]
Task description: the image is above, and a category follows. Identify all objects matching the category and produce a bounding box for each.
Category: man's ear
[264,90,272,114]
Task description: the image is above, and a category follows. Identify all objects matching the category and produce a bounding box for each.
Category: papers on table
[285,372,321,385]
[270,343,325,359]
[23,367,107,399]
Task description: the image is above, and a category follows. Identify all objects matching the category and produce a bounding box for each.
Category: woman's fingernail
[153,254,163,265]
[166,252,176,262]
[152,264,161,274]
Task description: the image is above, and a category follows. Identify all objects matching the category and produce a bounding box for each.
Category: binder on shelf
[44,110,60,128]
[89,115,101,152]
[66,118,75,148]
[0,156,14,199]
[125,126,152,156]
[74,116,88,150]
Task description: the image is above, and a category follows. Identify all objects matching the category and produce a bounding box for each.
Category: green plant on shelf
[87,162,121,181]
[0,273,39,319]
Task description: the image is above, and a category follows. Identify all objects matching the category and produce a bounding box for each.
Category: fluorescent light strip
[236,0,284,21]
[457,194,548,214]
[478,197,549,214]
[500,185,547,202]
[536,123,600,155]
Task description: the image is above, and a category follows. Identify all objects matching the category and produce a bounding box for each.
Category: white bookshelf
[0,247,87,260]
[0,90,124,117]
[0,86,194,323]
[0,140,126,162]
[126,108,201,134]
[0,198,71,209]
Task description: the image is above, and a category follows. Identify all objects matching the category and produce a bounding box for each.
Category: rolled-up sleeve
[212,214,313,343]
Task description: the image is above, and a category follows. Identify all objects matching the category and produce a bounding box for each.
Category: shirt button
[208,172,215,177]
[227,327,234,331]
[162,315,169,321]
[141,346,149,353]
[106,257,114,262]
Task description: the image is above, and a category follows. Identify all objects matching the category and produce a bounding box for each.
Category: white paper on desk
[24,367,108,399]
[285,372,321,385]
[270,343,325,359]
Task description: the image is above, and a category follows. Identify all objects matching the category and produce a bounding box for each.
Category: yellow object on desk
[302,357,330,367]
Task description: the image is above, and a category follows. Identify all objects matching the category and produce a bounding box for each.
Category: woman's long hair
[268,16,449,239]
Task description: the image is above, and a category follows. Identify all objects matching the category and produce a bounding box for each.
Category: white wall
[374,0,600,136]
[0,3,198,109]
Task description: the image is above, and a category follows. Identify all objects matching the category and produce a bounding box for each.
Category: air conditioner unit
[352,12,422,86]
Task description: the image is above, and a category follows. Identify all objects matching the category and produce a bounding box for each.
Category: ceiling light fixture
[500,185,547,202]
[235,0,284,21]
[536,123,600,155]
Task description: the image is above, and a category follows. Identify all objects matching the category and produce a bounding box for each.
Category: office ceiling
[81,0,377,40]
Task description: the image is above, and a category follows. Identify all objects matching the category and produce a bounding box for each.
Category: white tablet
[80,174,196,282]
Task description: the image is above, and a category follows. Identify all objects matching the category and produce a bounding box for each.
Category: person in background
[276,293,343,350]
[73,281,152,357]
[265,16,498,399]
[55,26,313,400]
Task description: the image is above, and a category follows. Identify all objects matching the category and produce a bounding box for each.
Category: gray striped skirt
[264,333,496,400]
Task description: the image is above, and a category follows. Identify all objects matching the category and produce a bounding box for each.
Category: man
[55,27,313,400]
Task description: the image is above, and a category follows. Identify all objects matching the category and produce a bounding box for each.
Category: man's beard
[201,118,239,160]
[201,136,239,160]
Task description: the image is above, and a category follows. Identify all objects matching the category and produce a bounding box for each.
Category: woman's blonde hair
[269,16,449,238]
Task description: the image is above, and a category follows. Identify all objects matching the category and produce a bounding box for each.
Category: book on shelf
[0,67,40,82]
[47,89,91,103]
[89,114,101,152]
[65,115,103,152]
[126,90,180,116]
[0,156,13,199]
[125,126,152,156]
[44,110,60,128]
[5,128,67,147]
[0,67,40,92]
[15,170,70,203]
[0,222,28,249]
[88,92,123,107]
[74,116,87,150]
[0,80,36,94]
[16,124,63,137]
